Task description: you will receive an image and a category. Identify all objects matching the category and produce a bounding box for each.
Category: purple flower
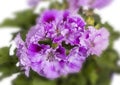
[88,0,112,9]
[67,0,112,11]
[66,47,87,73]
[40,10,62,23]
[37,10,86,45]
[26,24,46,46]
[15,9,88,79]
[85,26,110,56]
[30,46,67,79]
[14,9,109,79]
[28,0,40,7]
[15,33,67,79]
[67,0,87,12]
[15,34,31,77]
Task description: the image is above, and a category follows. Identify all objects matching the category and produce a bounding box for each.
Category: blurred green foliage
[0,47,19,80]
[0,0,120,85]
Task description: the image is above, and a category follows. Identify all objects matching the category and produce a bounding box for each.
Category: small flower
[88,0,112,9]
[85,26,110,56]
[28,0,40,7]
[67,0,112,11]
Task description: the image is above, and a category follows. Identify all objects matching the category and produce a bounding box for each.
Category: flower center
[46,51,55,62]
[91,41,95,47]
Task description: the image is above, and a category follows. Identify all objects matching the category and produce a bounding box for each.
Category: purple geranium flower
[85,26,110,56]
[15,9,109,79]
[15,33,68,79]
[15,9,88,79]
[66,47,87,73]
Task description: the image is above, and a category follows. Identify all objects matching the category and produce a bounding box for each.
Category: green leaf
[12,74,32,85]
[83,57,98,85]
[0,9,37,30]
[12,71,56,85]
[103,22,120,48]
[0,47,19,80]
[95,49,119,70]
[0,47,17,65]
[0,47,11,64]
[49,0,68,10]
[89,70,98,85]
[0,62,19,80]
[96,68,111,85]
[32,78,56,85]
[57,73,87,85]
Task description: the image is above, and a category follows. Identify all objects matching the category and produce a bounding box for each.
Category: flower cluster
[15,9,109,79]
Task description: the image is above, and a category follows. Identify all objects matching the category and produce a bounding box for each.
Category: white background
[0,0,120,85]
